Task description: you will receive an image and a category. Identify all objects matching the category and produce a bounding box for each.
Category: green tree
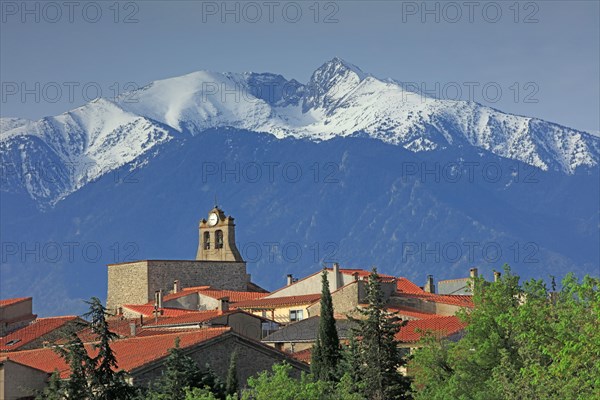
[84,297,134,400]
[240,362,364,400]
[409,266,600,400]
[225,350,239,397]
[37,297,134,400]
[348,268,411,400]
[146,337,225,400]
[36,371,66,400]
[311,269,341,381]
[184,387,221,400]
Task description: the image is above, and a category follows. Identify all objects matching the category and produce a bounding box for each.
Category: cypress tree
[311,269,341,381]
[349,268,411,400]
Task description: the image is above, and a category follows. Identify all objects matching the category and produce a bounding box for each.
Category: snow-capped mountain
[2,57,599,205]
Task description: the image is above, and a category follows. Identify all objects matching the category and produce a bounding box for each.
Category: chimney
[493,271,501,282]
[218,296,230,312]
[424,274,435,293]
[332,262,341,290]
[287,274,294,286]
[173,280,180,293]
[155,290,163,309]
[469,268,478,279]
[129,322,137,337]
[140,315,144,326]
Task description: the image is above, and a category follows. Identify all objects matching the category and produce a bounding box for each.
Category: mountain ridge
[1,58,599,206]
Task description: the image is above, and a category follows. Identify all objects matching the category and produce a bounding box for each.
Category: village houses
[0,206,478,399]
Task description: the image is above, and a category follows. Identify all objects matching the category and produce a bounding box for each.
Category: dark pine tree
[311,269,341,381]
[83,297,134,400]
[349,268,412,400]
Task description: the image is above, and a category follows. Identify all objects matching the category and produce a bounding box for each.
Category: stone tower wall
[107,261,149,313]
[107,260,248,313]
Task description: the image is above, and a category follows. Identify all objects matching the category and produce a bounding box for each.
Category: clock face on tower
[208,212,219,226]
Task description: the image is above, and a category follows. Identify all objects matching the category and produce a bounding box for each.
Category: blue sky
[1,1,598,132]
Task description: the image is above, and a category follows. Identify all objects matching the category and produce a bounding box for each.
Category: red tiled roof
[386,306,439,320]
[0,297,31,308]
[394,292,474,307]
[0,316,79,351]
[395,316,466,343]
[396,278,426,294]
[290,348,312,364]
[74,318,205,343]
[122,305,199,318]
[6,328,231,378]
[162,287,268,304]
[196,289,268,303]
[234,294,321,309]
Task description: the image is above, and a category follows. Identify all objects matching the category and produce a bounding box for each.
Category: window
[215,230,224,249]
[289,309,304,322]
[203,232,211,250]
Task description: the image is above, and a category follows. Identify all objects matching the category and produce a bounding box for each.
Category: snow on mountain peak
[302,57,368,112]
[1,58,599,204]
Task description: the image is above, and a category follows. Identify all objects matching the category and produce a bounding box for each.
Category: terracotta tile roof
[0,316,80,351]
[234,294,321,309]
[394,292,474,307]
[73,318,205,343]
[161,287,268,304]
[386,306,439,320]
[6,328,231,378]
[196,289,268,303]
[122,305,200,318]
[134,328,200,337]
[395,316,466,343]
[290,348,312,363]
[0,297,31,308]
[396,278,426,294]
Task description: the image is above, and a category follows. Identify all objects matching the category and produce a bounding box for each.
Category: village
[1,206,491,398]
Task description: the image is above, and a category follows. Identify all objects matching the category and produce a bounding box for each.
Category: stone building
[0,298,36,336]
[107,207,263,314]
[1,328,308,398]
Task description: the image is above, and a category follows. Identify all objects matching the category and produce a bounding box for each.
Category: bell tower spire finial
[214,194,218,208]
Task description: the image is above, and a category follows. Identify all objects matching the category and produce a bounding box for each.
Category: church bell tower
[196,206,244,262]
